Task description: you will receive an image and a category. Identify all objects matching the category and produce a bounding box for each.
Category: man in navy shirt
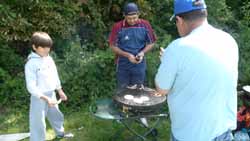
[109,2,156,89]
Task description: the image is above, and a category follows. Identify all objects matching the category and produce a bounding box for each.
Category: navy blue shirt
[109,19,156,69]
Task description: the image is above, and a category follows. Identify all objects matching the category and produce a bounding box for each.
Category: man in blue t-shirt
[155,0,238,140]
[109,2,156,89]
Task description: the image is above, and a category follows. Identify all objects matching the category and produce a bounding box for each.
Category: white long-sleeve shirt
[25,52,61,98]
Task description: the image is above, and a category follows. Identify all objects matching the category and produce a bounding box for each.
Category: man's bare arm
[140,43,154,54]
[110,45,131,58]
[155,80,170,96]
[110,45,138,64]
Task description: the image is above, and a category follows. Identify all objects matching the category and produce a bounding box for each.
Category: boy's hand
[47,98,58,107]
[40,95,57,107]
[57,89,68,101]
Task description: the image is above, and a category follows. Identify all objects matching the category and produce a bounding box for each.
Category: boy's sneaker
[56,132,74,139]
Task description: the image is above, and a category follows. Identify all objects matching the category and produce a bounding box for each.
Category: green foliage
[146,51,160,87]
[0,0,250,111]
[0,0,79,41]
[56,43,116,109]
[0,69,28,109]
[0,43,28,109]
[0,43,24,75]
[147,0,177,36]
[145,36,172,87]
[241,1,250,26]
[206,0,237,34]
[237,24,250,84]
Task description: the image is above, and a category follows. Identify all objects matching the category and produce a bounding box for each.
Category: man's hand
[155,80,169,96]
[159,47,165,59]
[153,92,165,97]
[57,89,68,101]
[128,53,138,64]
[135,52,144,63]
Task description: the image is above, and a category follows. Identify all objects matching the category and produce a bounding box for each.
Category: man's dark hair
[31,32,53,48]
[177,9,207,22]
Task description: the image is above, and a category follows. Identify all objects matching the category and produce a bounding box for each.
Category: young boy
[25,32,73,141]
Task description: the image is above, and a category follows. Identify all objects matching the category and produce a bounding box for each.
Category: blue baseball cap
[123,2,139,15]
[170,0,206,20]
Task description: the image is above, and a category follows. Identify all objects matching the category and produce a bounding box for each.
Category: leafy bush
[0,0,79,41]
[1,0,250,111]
[0,43,24,75]
[56,42,175,110]
[55,43,116,109]
[240,1,250,26]
[0,42,28,109]
[0,67,28,110]
[146,35,173,87]
[237,24,250,84]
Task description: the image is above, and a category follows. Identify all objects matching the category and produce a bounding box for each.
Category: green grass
[0,104,171,141]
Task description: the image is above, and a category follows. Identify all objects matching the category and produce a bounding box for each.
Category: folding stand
[90,98,168,141]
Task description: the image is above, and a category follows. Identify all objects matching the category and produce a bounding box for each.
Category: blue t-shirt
[109,19,156,70]
[155,21,238,141]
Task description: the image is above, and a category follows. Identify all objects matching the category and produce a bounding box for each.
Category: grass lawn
[0,102,170,141]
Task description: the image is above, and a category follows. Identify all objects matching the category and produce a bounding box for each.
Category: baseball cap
[123,2,139,15]
[170,0,207,21]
